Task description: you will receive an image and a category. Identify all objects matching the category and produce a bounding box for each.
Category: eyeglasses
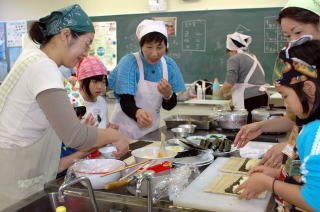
[74,33,92,52]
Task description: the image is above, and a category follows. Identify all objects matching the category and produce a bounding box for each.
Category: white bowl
[73,159,125,189]
[131,146,177,164]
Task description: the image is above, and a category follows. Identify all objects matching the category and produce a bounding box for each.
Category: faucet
[58,176,99,212]
[142,170,155,212]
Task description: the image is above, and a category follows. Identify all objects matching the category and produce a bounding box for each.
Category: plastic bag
[153,165,200,202]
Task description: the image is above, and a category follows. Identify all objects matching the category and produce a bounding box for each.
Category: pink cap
[76,57,107,80]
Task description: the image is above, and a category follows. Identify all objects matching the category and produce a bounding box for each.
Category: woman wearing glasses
[0,5,129,209]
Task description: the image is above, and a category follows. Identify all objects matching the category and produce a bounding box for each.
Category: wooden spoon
[158,131,167,158]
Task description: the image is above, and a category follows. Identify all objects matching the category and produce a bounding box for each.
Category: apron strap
[160,57,168,80]
[0,55,43,111]
[133,52,144,81]
[242,53,258,84]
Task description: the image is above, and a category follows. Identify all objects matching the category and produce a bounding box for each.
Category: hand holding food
[136,109,153,128]
[234,173,273,200]
[233,122,264,148]
[157,79,173,99]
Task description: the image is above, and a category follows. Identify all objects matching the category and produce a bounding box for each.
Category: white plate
[173,149,214,166]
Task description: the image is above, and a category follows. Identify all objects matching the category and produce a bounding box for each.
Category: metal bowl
[178,124,197,134]
[171,127,190,138]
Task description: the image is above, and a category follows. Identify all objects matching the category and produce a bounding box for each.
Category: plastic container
[56,206,67,212]
[212,78,220,100]
[196,84,202,100]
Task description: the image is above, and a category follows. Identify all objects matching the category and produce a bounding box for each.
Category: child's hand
[234,173,273,200]
[258,142,286,168]
[107,123,119,130]
[81,113,96,126]
[248,165,280,178]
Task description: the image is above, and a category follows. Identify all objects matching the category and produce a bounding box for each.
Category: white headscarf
[284,0,320,16]
[226,32,252,53]
[136,19,168,41]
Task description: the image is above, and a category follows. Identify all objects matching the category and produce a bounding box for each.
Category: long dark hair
[139,32,168,53]
[80,75,106,99]
[29,22,86,45]
[287,40,320,123]
[277,7,319,26]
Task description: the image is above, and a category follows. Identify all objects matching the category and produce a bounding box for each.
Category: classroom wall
[0,0,288,21]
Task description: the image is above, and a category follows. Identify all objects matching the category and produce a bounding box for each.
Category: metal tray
[164,115,213,130]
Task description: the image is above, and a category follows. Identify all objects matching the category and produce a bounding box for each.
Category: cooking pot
[252,106,286,122]
[213,108,248,130]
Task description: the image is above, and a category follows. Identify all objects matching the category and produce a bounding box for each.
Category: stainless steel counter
[4,126,282,212]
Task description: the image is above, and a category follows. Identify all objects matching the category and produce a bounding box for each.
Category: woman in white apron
[0,5,129,210]
[219,32,269,123]
[109,20,186,139]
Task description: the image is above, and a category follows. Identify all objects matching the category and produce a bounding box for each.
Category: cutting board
[173,157,272,212]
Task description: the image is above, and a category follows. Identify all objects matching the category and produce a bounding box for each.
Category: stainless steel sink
[5,191,186,212]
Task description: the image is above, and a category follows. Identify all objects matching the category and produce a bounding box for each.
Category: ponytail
[29,21,53,45]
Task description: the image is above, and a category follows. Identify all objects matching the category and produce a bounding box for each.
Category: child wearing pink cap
[77,56,117,129]
[58,57,117,177]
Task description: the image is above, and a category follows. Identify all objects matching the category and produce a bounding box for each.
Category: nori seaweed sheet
[238,158,250,172]
[224,176,244,194]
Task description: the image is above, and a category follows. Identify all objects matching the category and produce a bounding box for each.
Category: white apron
[231,53,267,109]
[110,52,168,139]
[0,55,61,210]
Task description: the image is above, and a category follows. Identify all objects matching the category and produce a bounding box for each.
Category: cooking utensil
[165,115,213,130]
[171,127,189,138]
[178,124,197,133]
[104,160,155,190]
[100,159,151,177]
[251,106,286,122]
[131,146,177,164]
[214,108,248,130]
[158,131,167,158]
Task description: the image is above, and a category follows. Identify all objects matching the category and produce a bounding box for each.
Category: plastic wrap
[153,165,200,202]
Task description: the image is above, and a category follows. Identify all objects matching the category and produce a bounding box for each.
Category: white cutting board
[173,157,272,212]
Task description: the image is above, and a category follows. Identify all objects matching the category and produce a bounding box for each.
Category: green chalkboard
[91,7,286,83]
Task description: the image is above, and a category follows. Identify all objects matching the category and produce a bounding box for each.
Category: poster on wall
[152,17,177,37]
[89,22,117,71]
[0,61,8,81]
[9,47,22,68]
[6,20,27,47]
[0,22,6,60]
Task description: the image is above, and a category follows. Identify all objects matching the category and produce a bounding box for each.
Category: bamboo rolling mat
[204,173,267,199]
[219,157,260,174]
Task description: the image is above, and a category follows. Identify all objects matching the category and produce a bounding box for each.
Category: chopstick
[120,160,155,181]
[100,159,152,177]
[104,160,156,190]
